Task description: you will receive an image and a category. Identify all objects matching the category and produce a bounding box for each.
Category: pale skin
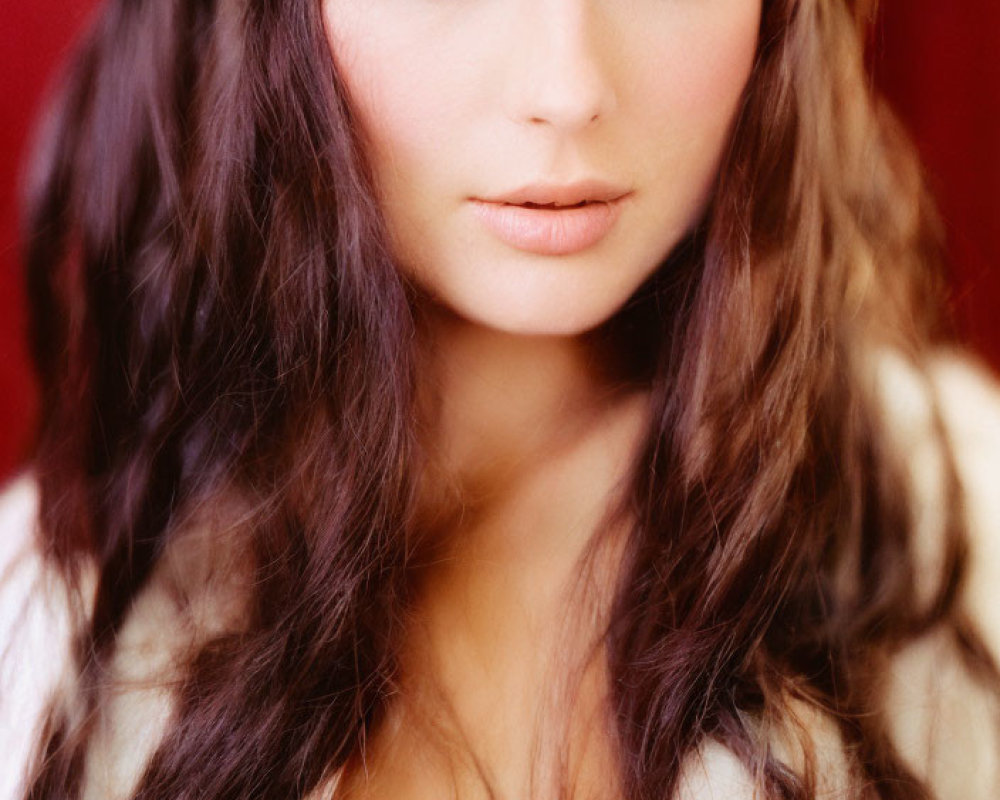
[318,2,1000,797]
[321,0,762,795]
[5,1,1000,798]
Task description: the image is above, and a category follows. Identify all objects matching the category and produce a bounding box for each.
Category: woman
[2,0,999,797]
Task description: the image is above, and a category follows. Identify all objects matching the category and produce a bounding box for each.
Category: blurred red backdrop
[1,1,998,482]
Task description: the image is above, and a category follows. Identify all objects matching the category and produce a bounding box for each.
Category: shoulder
[0,471,39,563]
[870,347,1000,652]
[871,347,1000,797]
[0,472,76,800]
[869,345,1000,482]
[0,472,253,799]
[927,352,1000,649]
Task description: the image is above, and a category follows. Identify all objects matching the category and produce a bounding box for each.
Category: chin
[437,290,630,338]
[402,246,662,338]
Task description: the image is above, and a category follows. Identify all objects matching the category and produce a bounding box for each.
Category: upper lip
[478,179,631,207]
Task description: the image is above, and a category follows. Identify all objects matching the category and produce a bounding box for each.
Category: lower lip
[469,197,626,256]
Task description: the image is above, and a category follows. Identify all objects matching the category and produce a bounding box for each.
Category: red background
[1,2,999,482]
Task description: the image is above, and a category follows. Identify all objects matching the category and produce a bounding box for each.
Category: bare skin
[317,3,764,793]
[4,0,1000,794]
[346,302,651,799]
[3,343,1000,799]
[326,345,1000,800]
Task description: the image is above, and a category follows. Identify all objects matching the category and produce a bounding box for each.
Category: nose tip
[521,59,617,130]
[506,8,618,133]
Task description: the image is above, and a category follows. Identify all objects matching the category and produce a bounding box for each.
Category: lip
[470,181,632,257]
[482,179,631,207]
[470,200,625,256]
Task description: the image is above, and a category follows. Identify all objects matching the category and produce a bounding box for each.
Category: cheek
[659,19,759,117]
[628,5,760,217]
[638,0,760,107]
[322,7,463,191]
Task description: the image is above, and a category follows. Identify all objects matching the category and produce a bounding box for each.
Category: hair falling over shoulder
[16,0,999,798]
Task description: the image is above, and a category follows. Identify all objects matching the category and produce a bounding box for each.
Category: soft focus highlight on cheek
[325,8,446,165]
[623,5,761,230]
[323,0,762,336]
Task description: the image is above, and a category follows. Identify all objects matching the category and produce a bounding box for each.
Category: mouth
[469,194,628,257]
[482,179,631,208]
[506,200,594,210]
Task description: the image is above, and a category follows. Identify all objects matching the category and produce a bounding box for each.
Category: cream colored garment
[877,351,1000,798]
[0,476,72,800]
[1,350,999,800]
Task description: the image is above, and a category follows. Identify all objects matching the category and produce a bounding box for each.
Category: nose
[504,1,618,133]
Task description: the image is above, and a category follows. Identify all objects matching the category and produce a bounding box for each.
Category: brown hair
[17,0,998,797]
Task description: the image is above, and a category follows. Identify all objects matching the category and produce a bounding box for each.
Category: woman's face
[323,0,761,336]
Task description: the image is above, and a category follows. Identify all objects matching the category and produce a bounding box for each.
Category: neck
[407,298,649,617]
[375,302,647,799]
[413,302,630,508]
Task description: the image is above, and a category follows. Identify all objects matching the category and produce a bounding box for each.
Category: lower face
[323,0,762,337]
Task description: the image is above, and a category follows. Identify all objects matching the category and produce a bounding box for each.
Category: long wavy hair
[17,0,999,797]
